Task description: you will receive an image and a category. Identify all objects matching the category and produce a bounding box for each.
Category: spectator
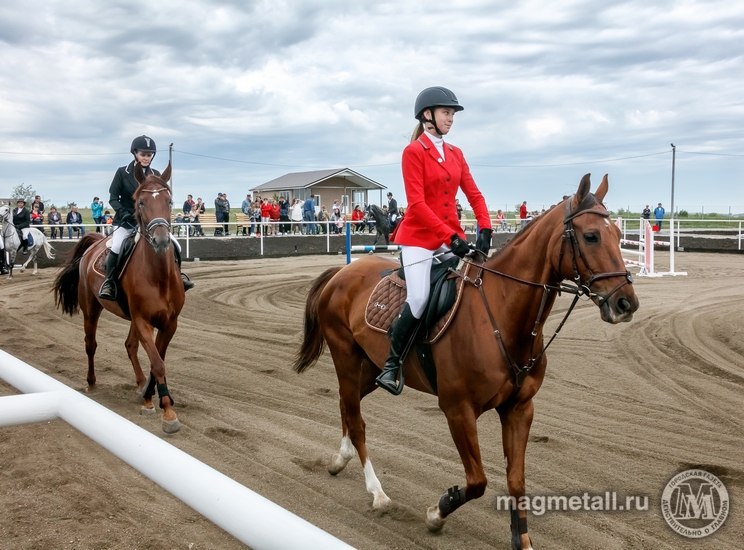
[182,194,195,234]
[642,205,651,220]
[91,196,104,233]
[31,195,44,216]
[31,204,44,234]
[456,198,463,221]
[654,203,665,230]
[241,194,252,235]
[318,205,330,234]
[269,199,280,235]
[496,209,507,231]
[260,198,271,236]
[192,198,205,236]
[519,201,528,228]
[290,198,303,234]
[174,212,185,237]
[351,204,366,233]
[102,210,113,236]
[66,205,85,238]
[214,192,229,236]
[330,207,344,234]
[303,194,317,234]
[278,196,291,235]
[251,200,262,236]
[223,193,231,235]
[47,206,63,238]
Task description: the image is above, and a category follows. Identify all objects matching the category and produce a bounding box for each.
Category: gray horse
[0,204,55,279]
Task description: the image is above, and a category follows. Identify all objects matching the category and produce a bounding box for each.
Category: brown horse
[294,174,639,548]
[53,163,185,434]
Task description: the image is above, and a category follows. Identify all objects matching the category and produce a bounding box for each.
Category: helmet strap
[421,109,444,138]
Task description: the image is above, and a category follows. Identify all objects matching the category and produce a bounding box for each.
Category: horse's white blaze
[363,459,390,508]
[328,435,355,473]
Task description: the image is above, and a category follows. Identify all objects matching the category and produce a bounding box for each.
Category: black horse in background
[368,204,391,246]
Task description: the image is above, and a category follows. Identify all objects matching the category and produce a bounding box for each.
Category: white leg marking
[328,435,355,475]
[363,459,391,509]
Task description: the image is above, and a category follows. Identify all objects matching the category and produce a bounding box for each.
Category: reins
[450,197,633,388]
[137,186,172,246]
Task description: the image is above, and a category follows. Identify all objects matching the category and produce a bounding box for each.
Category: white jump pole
[0,350,354,550]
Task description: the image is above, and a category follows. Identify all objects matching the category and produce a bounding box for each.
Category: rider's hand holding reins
[449,234,471,258]
[476,228,493,256]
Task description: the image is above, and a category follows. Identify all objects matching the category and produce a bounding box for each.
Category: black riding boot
[22,239,28,255]
[173,246,194,292]
[0,253,8,275]
[375,303,420,395]
[98,252,119,300]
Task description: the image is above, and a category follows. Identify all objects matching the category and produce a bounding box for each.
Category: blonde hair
[410,121,425,143]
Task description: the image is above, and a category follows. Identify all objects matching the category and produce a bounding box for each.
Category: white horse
[0,205,55,279]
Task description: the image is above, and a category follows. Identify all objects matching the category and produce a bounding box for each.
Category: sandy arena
[0,252,742,549]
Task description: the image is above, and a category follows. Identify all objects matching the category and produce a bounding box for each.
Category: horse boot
[98,252,119,300]
[375,302,419,396]
[172,245,194,292]
[22,239,28,255]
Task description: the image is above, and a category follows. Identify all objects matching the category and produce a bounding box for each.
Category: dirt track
[0,252,742,549]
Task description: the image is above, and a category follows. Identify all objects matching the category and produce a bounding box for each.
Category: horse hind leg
[328,344,390,509]
[82,300,103,388]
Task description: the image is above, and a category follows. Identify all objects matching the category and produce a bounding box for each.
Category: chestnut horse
[53,163,185,434]
[294,175,639,549]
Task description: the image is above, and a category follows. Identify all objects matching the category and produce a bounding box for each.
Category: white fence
[0,349,354,550]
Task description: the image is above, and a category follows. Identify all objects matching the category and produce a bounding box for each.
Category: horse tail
[42,236,55,260]
[293,266,342,374]
[53,234,99,316]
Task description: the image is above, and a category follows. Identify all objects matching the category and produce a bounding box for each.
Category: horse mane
[485,192,605,266]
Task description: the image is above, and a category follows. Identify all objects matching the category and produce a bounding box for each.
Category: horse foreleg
[125,325,153,414]
[426,403,487,533]
[329,343,390,509]
[132,318,180,434]
[499,399,535,550]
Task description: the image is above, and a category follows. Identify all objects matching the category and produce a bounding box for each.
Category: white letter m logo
[671,482,717,520]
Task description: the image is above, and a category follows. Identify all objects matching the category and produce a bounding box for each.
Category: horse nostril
[618,297,630,313]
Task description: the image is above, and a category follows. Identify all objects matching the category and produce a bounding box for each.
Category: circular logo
[661,469,729,538]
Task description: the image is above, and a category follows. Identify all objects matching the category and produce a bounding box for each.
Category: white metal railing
[0,349,354,550]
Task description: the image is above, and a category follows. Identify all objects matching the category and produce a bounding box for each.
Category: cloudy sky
[1,0,743,214]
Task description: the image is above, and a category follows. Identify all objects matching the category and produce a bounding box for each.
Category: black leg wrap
[438,485,467,517]
[510,507,530,549]
[138,372,157,399]
[157,381,174,409]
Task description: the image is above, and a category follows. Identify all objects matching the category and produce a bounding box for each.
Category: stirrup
[181,272,194,291]
[99,279,117,300]
[376,366,405,396]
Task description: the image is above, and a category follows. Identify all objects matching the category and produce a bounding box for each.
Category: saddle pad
[91,234,140,278]
[365,262,471,344]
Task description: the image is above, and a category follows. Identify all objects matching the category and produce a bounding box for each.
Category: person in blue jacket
[654,202,665,230]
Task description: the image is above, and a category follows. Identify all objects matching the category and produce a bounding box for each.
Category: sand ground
[0,251,742,549]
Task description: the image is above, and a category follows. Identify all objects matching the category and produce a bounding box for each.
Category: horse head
[0,205,10,223]
[369,204,390,232]
[559,173,639,323]
[133,162,173,254]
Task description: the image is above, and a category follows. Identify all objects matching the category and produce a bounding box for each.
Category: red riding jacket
[392,133,491,249]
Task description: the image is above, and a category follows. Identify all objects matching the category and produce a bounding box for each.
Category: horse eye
[584,232,599,243]
[138,200,145,207]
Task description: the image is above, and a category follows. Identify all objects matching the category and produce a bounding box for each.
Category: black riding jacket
[109,161,160,229]
[12,207,31,230]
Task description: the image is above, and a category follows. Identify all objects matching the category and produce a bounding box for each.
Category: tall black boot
[98,252,119,300]
[22,239,28,255]
[375,303,420,395]
[172,246,194,292]
[0,252,8,275]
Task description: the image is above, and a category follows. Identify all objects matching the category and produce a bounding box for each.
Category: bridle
[137,187,172,246]
[452,196,633,388]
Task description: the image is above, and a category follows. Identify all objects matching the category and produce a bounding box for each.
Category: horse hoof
[425,504,446,532]
[162,418,181,434]
[139,406,156,416]
[327,452,350,476]
[372,494,391,509]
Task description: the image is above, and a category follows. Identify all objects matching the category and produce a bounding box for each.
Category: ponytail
[410,121,425,143]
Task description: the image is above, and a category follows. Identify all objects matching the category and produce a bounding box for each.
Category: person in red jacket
[376,86,493,395]
[351,204,366,233]
[269,199,281,235]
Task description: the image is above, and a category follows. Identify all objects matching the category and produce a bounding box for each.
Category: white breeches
[21,228,31,239]
[111,225,180,255]
[401,244,455,319]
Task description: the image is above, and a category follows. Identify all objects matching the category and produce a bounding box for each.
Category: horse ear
[134,162,146,185]
[571,174,591,209]
[160,162,172,184]
[595,174,609,202]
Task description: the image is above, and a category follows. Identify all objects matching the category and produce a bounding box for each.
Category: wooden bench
[235,213,254,235]
[171,213,220,236]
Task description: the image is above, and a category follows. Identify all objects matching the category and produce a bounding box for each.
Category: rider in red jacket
[377,87,493,395]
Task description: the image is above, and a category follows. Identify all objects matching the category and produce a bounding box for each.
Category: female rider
[99,135,194,300]
[375,87,493,395]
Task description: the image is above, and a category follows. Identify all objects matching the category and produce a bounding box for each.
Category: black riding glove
[119,212,135,226]
[449,233,471,258]
[476,228,493,256]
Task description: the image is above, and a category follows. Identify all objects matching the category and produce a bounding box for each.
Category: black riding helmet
[414,86,463,136]
[130,135,157,157]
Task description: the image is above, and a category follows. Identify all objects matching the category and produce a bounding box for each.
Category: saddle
[91,234,140,317]
[365,256,473,394]
[15,228,33,248]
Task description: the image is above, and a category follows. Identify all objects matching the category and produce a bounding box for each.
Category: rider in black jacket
[99,135,194,300]
[13,199,32,255]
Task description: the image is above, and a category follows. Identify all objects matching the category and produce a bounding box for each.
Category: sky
[1,0,743,214]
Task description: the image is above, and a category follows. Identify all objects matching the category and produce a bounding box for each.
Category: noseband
[559,199,633,307]
[138,187,171,246]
